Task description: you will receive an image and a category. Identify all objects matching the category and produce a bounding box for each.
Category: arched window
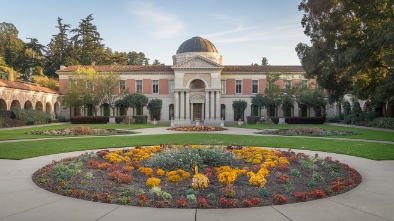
[190,79,205,89]
[169,104,174,120]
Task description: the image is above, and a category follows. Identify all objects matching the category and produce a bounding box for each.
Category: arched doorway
[35,101,43,111]
[11,100,21,109]
[102,103,109,116]
[0,99,7,110]
[45,102,51,113]
[189,79,206,121]
[24,101,33,109]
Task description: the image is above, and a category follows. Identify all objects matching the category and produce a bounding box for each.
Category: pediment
[172,55,223,69]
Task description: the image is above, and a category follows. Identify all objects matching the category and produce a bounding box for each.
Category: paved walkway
[0,127,393,221]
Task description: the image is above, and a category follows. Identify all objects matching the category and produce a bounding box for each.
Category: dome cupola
[176,36,218,54]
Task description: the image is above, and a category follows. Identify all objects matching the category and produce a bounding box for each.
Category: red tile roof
[57,65,305,73]
[0,80,58,94]
[222,65,305,73]
[57,65,173,73]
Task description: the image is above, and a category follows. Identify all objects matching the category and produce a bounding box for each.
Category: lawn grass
[0,123,161,141]
[237,124,394,142]
[1,133,393,160]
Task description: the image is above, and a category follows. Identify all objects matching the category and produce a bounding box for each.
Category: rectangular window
[252,80,258,94]
[119,80,126,92]
[136,80,142,93]
[152,80,159,94]
[221,80,226,94]
[168,80,174,94]
[285,80,292,89]
[236,80,242,94]
[302,80,308,88]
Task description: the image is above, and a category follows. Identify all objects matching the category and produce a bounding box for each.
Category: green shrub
[327,115,341,123]
[70,116,109,124]
[115,116,126,124]
[132,115,147,124]
[149,146,234,170]
[246,116,260,124]
[368,118,394,129]
[11,108,51,125]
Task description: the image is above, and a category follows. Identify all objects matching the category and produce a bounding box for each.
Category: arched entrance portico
[0,99,7,110]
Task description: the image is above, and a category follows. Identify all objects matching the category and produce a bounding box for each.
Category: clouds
[127,1,184,38]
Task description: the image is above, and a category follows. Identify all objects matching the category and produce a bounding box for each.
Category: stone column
[210,91,214,120]
[293,102,299,117]
[180,91,184,120]
[190,103,194,121]
[215,91,220,120]
[205,91,210,120]
[174,91,179,120]
[185,92,190,120]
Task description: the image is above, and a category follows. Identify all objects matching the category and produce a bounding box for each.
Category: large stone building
[57,36,331,124]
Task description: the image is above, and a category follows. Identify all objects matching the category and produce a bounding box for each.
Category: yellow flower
[146,177,161,187]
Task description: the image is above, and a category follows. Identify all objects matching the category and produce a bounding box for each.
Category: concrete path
[0,127,393,221]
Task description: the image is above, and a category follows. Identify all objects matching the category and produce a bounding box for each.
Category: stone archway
[24,101,33,109]
[45,102,52,113]
[0,99,7,110]
[35,101,43,111]
[11,100,21,109]
[54,102,60,117]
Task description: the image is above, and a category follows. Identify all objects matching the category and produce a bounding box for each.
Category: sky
[1,0,311,66]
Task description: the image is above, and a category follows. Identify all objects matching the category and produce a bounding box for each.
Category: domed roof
[176,36,218,54]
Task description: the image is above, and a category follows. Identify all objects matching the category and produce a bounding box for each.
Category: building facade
[57,36,323,124]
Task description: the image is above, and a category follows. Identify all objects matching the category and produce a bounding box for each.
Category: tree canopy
[0,15,164,81]
[296,0,394,107]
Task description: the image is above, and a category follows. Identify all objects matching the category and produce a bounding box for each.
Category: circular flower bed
[26,126,135,136]
[256,128,358,136]
[167,126,227,131]
[33,145,361,208]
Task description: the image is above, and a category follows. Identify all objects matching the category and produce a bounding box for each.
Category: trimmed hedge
[246,116,260,124]
[70,116,109,124]
[285,117,326,124]
[132,115,148,124]
[1,117,26,127]
[115,116,126,124]
[270,117,325,124]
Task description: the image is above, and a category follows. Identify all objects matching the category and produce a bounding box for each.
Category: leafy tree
[261,57,269,66]
[127,51,150,65]
[71,14,104,65]
[296,0,394,114]
[281,94,294,116]
[58,77,83,116]
[147,99,163,120]
[298,87,327,117]
[152,59,164,66]
[116,93,148,115]
[232,100,247,121]
[95,72,128,116]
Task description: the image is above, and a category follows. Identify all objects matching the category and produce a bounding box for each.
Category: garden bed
[33,145,361,208]
[167,126,227,131]
[256,128,358,136]
[26,126,136,136]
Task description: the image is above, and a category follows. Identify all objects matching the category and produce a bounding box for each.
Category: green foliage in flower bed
[149,146,235,170]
